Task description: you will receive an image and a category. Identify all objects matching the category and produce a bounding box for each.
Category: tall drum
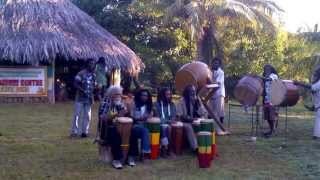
[175,61,212,94]
[197,131,212,168]
[192,119,201,134]
[270,80,299,107]
[234,75,263,106]
[115,117,133,162]
[199,119,216,159]
[171,122,184,155]
[146,117,161,159]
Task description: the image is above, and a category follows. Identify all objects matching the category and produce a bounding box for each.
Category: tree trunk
[197,23,224,67]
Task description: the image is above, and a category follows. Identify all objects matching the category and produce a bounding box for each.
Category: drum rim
[147,117,161,123]
[197,131,212,135]
[116,117,133,123]
[172,122,184,127]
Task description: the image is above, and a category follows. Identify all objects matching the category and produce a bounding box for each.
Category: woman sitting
[176,85,208,152]
[154,87,176,157]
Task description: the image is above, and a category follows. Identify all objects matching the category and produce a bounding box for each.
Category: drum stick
[200,97,226,132]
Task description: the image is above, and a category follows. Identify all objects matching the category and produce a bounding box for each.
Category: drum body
[171,122,184,155]
[197,131,212,168]
[192,119,201,134]
[270,80,299,107]
[234,75,263,106]
[175,62,212,94]
[199,119,216,159]
[115,117,133,161]
[200,119,214,132]
[146,117,161,159]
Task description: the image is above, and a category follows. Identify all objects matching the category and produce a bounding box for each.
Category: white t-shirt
[212,68,225,98]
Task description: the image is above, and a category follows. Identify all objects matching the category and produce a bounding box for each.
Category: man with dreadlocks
[262,64,279,138]
[154,87,177,157]
[176,85,208,152]
[128,89,152,161]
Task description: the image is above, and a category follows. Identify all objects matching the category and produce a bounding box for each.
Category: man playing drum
[129,89,152,161]
[262,64,279,138]
[294,67,320,139]
[154,87,177,157]
[98,85,135,169]
[176,85,208,152]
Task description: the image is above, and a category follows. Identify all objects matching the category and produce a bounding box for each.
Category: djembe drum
[115,117,133,162]
[200,119,216,159]
[192,119,201,134]
[146,117,161,159]
[171,122,184,155]
[270,80,299,107]
[197,131,212,168]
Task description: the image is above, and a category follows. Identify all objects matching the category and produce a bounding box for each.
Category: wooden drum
[234,75,263,106]
[197,131,212,168]
[175,61,213,94]
[115,117,133,162]
[171,122,184,155]
[270,80,299,107]
[146,117,161,159]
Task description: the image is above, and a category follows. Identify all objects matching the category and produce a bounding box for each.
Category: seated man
[98,85,136,169]
[176,85,208,152]
[154,87,176,157]
[128,89,152,161]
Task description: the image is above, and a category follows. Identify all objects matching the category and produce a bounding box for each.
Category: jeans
[70,101,92,135]
[128,124,151,156]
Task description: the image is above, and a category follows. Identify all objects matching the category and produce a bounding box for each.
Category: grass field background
[1,102,320,180]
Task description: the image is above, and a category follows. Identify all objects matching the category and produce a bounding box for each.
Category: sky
[273,0,320,32]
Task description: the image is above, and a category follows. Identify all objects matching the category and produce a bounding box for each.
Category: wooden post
[52,59,55,104]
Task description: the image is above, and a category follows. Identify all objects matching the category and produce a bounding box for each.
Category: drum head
[175,69,197,94]
[172,121,183,127]
[200,119,214,123]
[116,117,133,123]
[147,117,161,123]
[234,76,263,106]
[270,79,286,106]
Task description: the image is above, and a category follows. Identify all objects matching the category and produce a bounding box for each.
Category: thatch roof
[0,0,144,75]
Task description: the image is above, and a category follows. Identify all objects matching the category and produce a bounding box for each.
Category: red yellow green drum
[146,117,161,159]
[197,131,212,168]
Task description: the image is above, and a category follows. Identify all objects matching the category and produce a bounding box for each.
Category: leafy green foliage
[71,0,320,88]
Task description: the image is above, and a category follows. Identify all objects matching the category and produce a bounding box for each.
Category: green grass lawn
[0,102,320,180]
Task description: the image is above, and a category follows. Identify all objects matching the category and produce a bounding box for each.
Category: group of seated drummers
[97,84,213,169]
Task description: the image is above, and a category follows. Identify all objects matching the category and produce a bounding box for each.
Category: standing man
[211,57,226,135]
[95,57,108,101]
[70,59,97,138]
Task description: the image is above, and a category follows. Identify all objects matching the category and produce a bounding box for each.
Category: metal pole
[251,105,254,136]
[256,105,259,137]
[228,102,231,129]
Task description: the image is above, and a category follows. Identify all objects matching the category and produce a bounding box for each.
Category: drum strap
[161,101,171,119]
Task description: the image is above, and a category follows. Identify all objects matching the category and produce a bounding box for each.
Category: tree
[165,0,283,66]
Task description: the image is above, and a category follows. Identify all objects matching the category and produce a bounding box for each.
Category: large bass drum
[234,75,263,106]
[270,80,299,107]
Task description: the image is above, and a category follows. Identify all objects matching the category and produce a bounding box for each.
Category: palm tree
[165,0,283,66]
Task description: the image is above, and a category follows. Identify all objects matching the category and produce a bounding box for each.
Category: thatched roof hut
[0,0,144,76]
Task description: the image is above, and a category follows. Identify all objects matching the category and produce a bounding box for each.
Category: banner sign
[0,67,47,96]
